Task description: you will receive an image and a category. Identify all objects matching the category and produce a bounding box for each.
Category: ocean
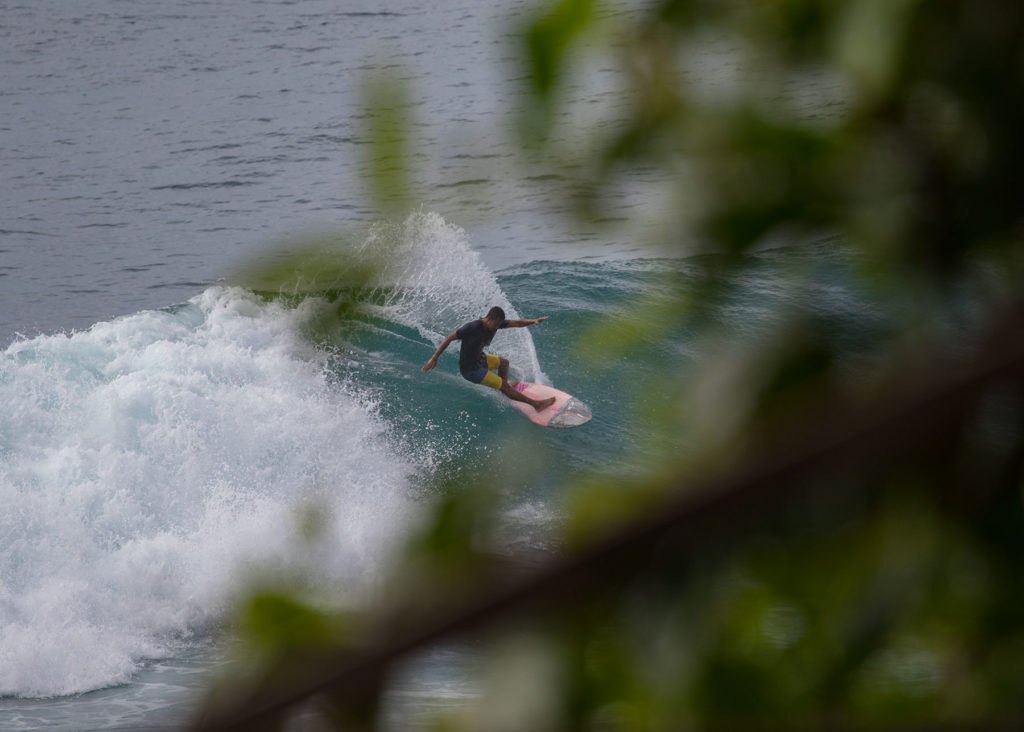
[1,1,860,729]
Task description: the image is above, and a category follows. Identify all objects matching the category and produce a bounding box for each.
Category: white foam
[0,287,415,697]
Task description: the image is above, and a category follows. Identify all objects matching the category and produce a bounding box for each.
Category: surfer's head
[484,306,507,329]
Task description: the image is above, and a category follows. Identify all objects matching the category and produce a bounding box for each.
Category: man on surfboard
[422,306,556,413]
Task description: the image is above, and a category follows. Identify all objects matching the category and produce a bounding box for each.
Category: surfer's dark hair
[486,306,506,324]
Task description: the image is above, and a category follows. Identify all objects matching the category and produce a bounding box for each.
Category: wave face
[0,211,564,701]
[0,288,415,698]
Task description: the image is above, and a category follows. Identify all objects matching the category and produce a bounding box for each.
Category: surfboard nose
[548,397,593,428]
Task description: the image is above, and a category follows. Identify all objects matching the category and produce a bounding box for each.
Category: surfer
[422,306,556,412]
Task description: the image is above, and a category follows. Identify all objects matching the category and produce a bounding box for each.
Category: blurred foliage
[195,0,1024,730]
[228,227,413,345]
[362,73,416,216]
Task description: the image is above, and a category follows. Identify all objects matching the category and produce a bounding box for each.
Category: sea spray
[357,211,547,384]
[0,287,416,698]
[234,212,547,384]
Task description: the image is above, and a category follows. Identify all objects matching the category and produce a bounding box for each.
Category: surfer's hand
[421,358,436,372]
[532,316,548,325]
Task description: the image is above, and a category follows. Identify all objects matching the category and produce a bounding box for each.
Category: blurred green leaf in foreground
[194,0,1024,730]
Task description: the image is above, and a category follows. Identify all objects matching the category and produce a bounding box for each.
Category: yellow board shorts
[462,354,503,390]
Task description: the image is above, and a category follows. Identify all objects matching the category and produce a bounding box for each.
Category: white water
[0,287,416,698]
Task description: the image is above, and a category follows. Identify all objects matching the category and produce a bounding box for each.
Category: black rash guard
[455,318,505,375]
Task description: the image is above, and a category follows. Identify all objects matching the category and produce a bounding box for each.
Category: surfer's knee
[500,381,526,402]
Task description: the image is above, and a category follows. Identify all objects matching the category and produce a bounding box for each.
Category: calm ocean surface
[1,1,859,729]
[1,0,660,343]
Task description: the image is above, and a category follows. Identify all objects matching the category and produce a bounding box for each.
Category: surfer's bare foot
[534,396,556,412]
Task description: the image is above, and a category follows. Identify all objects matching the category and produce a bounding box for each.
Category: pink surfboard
[509,382,592,428]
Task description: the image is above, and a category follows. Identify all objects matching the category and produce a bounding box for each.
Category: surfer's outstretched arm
[422,331,457,372]
[504,316,548,328]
